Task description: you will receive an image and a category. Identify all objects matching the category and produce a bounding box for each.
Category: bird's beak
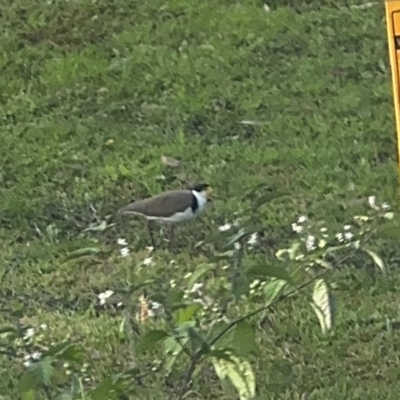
[206,186,213,197]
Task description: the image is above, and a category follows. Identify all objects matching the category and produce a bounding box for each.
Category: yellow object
[385,0,400,167]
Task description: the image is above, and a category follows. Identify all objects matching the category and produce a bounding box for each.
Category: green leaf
[264,279,287,306]
[209,250,236,262]
[19,359,54,392]
[55,394,73,400]
[225,229,247,248]
[232,321,256,357]
[254,191,288,209]
[248,263,291,282]
[175,304,202,324]
[62,247,101,263]
[311,279,335,334]
[363,248,386,274]
[187,264,214,289]
[43,341,81,361]
[137,330,169,354]
[188,327,210,354]
[83,220,109,232]
[21,390,35,400]
[126,279,155,294]
[19,371,39,393]
[212,354,256,400]
[89,377,120,400]
[232,271,249,298]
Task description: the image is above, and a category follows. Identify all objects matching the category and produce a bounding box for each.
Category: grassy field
[2,0,400,399]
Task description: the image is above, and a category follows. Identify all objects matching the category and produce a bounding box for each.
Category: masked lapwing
[118,183,212,248]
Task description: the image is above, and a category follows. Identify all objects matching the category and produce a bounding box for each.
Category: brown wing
[119,190,193,217]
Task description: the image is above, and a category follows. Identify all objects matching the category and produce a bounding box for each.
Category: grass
[1,0,400,399]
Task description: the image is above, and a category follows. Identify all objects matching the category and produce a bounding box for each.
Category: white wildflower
[344,232,354,241]
[368,196,379,210]
[218,223,231,232]
[31,352,42,360]
[184,272,192,279]
[247,233,258,246]
[170,279,176,288]
[305,235,316,251]
[40,324,47,330]
[23,359,32,368]
[143,257,153,266]
[298,215,307,224]
[320,227,327,232]
[234,242,241,250]
[120,247,130,257]
[381,202,390,210]
[344,225,351,230]
[98,290,114,305]
[117,238,127,246]
[250,279,260,288]
[336,233,344,242]
[24,328,35,340]
[190,283,204,294]
[292,223,303,233]
[151,301,162,310]
[117,302,123,307]
[368,196,376,207]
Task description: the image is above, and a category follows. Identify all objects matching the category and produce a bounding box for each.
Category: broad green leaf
[363,248,386,274]
[232,321,256,357]
[33,358,54,386]
[311,279,334,334]
[20,358,54,392]
[248,263,291,282]
[264,279,287,306]
[175,304,202,324]
[208,321,235,349]
[62,247,101,263]
[187,264,214,289]
[188,327,210,354]
[137,330,169,354]
[212,354,256,400]
[19,370,39,393]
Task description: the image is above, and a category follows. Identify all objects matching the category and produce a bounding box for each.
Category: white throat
[192,190,208,213]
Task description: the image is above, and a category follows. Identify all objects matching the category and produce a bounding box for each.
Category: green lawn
[1,1,400,399]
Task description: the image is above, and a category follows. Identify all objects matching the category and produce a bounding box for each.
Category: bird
[118,183,212,248]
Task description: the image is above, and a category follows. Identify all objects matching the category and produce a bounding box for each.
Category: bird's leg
[147,221,156,249]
